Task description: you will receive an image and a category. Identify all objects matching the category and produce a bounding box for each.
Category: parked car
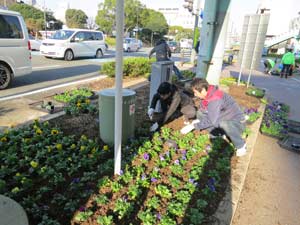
[40,29,106,61]
[0,9,32,89]
[180,38,193,49]
[29,34,41,51]
[167,41,180,53]
[123,38,139,52]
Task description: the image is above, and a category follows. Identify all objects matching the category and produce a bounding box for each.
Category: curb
[210,103,266,225]
[1,79,149,133]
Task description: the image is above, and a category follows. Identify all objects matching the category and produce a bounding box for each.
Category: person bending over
[148,82,196,131]
[181,78,247,157]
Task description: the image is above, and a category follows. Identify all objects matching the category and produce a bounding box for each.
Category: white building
[289,15,300,31]
[156,7,195,29]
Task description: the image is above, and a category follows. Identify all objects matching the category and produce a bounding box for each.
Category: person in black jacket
[148,82,196,131]
[149,39,184,79]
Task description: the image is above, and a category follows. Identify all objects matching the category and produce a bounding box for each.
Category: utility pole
[196,0,231,85]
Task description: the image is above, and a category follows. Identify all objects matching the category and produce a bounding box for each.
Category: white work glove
[191,119,200,125]
[147,108,155,120]
[150,122,159,132]
[180,124,195,134]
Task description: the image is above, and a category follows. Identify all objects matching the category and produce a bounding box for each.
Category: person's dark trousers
[152,105,196,126]
[281,64,291,78]
[219,120,245,149]
[173,65,184,79]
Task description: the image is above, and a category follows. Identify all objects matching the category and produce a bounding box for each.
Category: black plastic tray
[278,135,300,153]
[288,120,300,134]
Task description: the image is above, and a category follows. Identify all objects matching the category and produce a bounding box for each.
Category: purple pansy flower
[143,153,150,161]
[157,213,161,220]
[141,174,146,180]
[72,177,80,183]
[151,177,157,183]
[159,154,165,161]
[174,159,180,165]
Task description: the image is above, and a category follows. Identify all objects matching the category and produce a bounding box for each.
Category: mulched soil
[228,85,261,109]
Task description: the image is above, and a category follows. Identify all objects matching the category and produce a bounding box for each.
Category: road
[0,48,186,99]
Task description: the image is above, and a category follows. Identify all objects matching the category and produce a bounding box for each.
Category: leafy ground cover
[54,88,94,103]
[0,79,262,225]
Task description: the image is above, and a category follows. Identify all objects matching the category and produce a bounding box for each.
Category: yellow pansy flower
[77,102,81,107]
[70,144,76,149]
[15,172,21,177]
[85,99,90,104]
[80,146,86,151]
[81,135,87,140]
[91,147,97,154]
[0,137,7,142]
[103,145,109,151]
[51,129,59,135]
[30,161,38,168]
[36,128,43,135]
[11,187,20,193]
[56,143,63,150]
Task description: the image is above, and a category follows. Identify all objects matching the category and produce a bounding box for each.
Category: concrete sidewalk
[228,65,300,225]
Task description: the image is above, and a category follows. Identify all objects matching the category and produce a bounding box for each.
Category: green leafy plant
[137,210,156,225]
[146,196,160,209]
[64,95,97,115]
[54,88,93,103]
[97,215,113,225]
[155,185,172,199]
[246,87,265,98]
[74,210,93,222]
[113,198,133,219]
[167,201,185,217]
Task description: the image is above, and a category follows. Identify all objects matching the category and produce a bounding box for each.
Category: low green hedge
[101,57,155,78]
[105,37,116,47]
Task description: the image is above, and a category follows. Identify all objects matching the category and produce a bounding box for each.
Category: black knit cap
[157,82,172,95]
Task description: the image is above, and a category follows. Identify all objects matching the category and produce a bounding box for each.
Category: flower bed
[244,107,262,125]
[260,101,289,139]
[53,88,95,103]
[0,120,234,225]
[73,128,234,225]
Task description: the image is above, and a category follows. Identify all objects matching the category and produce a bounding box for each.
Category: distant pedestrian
[149,39,184,80]
[280,49,295,79]
[263,58,275,75]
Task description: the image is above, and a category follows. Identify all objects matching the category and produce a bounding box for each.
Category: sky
[35,0,300,35]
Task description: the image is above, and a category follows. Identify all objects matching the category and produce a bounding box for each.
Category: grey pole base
[0,195,29,225]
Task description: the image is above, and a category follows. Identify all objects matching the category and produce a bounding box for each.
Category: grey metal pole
[114,0,124,175]
[44,0,47,38]
[190,0,201,64]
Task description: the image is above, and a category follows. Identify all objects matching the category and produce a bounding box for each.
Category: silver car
[123,38,139,52]
[0,9,32,89]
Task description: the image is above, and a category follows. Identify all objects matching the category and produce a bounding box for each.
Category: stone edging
[210,103,266,225]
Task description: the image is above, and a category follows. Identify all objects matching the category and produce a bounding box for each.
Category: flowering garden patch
[0,120,234,225]
[260,101,290,139]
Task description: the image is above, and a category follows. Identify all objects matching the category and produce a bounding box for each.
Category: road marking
[32,65,61,70]
[291,77,300,83]
[0,75,107,102]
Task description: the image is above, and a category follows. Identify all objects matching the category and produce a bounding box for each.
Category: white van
[0,9,32,89]
[40,29,106,61]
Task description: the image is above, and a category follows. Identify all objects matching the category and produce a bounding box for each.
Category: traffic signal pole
[196,0,231,85]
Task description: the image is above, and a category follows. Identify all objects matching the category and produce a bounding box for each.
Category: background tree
[65,9,88,28]
[140,9,168,46]
[9,3,62,35]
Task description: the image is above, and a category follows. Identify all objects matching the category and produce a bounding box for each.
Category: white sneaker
[236,144,247,157]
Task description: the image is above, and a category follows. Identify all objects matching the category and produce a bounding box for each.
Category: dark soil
[228,85,261,109]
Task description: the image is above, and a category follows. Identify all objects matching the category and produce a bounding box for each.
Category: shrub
[101,57,155,78]
[181,70,196,79]
[105,37,116,47]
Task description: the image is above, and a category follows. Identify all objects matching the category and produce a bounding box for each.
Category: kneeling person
[148,82,196,131]
[181,78,246,156]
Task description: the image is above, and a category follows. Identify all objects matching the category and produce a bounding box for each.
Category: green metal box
[99,88,136,145]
